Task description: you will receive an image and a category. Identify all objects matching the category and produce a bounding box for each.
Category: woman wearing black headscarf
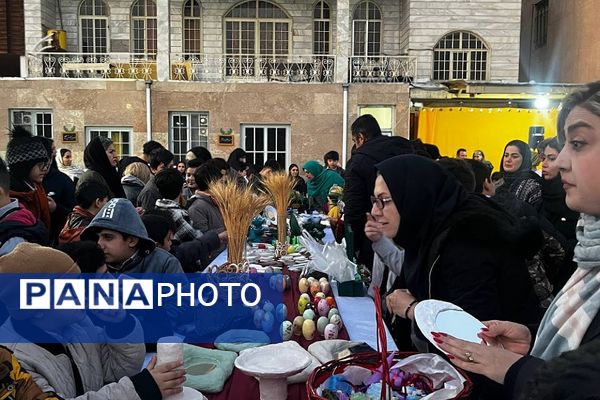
[78,137,126,199]
[496,139,543,211]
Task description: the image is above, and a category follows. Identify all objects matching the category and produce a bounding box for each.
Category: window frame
[359,105,394,136]
[130,0,157,58]
[183,0,203,55]
[78,0,110,54]
[432,30,489,81]
[533,0,549,49]
[9,109,54,139]
[352,0,382,58]
[169,111,210,162]
[241,124,290,169]
[312,1,331,55]
[85,126,133,158]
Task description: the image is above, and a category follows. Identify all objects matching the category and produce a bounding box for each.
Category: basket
[306,287,473,399]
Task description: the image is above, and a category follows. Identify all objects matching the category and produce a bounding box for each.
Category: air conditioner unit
[47,29,67,51]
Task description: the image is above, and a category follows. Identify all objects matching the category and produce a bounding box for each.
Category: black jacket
[43,166,76,244]
[173,231,221,272]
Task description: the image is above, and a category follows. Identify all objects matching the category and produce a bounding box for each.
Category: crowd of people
[0,81,599,399]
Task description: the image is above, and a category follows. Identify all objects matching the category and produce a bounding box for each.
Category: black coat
[43,165,76,244]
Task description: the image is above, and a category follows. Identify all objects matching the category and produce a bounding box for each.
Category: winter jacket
[0,199,49,256]
[187,194,225,234]
[110,248,184,274]
[0,345,60,400]
[137,176,161,211]
[367,236,404,298]
[76,170,112,197]
[58,206,96,244]
[10,183,51,231]
[121,175,146,205]
[173,231,222,272]
[155,199,201,244]
[0,316,160,400]
[43,166,76,244]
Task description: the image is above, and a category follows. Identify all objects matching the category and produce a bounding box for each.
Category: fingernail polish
[431,332,440,337]
[438,332,448,337]
[447,354,455,359]
[433,337,443,344]
[481,327,489,332]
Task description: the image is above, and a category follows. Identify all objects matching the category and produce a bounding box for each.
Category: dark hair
[557,81,600,144]
[465,159,492,194]
[456,148,467,156]
[351,114,381,140]
[142,140,164,156]
[58,241,106,274]
[423,143,441,160]
[237,162,248,172]
[141,212,176,245]
[491,171,504,182]
[155,168,184,200]
[149,148,174,170]
[186,158,203,169]
[75,181,109,209]
[212,158,230,174]
[59,148,70,158]
[187,146,212,163]
[324,151,340,163]
[437,157,476,192]
[537,136,563,154]
[0,156,9,193]
[473,149,485,159]
[194,161,223,191]
[263,159,282,172]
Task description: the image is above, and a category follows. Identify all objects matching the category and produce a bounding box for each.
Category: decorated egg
[307,277,316,285]
[281,320,293,340]
[287,245,295,254]
[320,281,330,295]
[330,314,343,330]
[263,301,274,313]
[276,303,288,321]
[326,297,336,308]
[298,278,309,293]
[298,297,310,314]
[315,292,326,299]
[303,309,316,321]
[302,319,316,340]
[275,275,285,292]
[264,266,274,274]
[317,299,330,317]
[310,281,320,297]
[261,311,275,333]
[292,316,304,336]
[316,316,329,335]
[249,266,258,274]
[253,309,265,329]
[269,275,277,290]
[300,293,311,302]
[328,308,339,319]
[319,277,328,284]
[324,323,339,339]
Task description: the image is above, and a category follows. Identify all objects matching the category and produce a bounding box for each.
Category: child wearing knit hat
[6,127,54,230]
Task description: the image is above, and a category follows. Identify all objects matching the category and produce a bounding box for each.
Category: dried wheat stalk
[262,172,295,244]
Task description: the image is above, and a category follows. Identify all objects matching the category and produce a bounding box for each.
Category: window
[169,112,209,161]
[224,1,291,76]
[183,0,202,54]
[534,0,548,48]
[359,106,394,136]
[79,0,109,53]
[433,31,488,81]
[86,127,132,158]
[313,1,330,55]
[352,1,381,57]
[242,125,289,169]
[131,0,157,57]
[10,109,53,138]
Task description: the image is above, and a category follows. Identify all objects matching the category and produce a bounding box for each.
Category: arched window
[183,0,202,54]
[352,1,381,57]
[131,0,157,57]
[433,31,488,81]
[79,0,109,53]
[313,1,330,55]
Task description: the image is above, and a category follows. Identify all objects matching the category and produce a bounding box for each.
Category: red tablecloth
[205,268,348,400]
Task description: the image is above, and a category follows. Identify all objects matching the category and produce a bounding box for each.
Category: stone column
[335,0,351,83]
[23,0,43,53]
[156,0,170,81]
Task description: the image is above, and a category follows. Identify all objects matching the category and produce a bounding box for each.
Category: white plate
[165,386,207,400]
[235,344,311,379]
[264,205,278,225]
[414,300,486,353]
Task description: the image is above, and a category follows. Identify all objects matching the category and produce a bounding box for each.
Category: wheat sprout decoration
[209,179,270,266]
[262,172,295,247]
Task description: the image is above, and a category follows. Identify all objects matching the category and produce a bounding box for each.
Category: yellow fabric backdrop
[417,107,558,170]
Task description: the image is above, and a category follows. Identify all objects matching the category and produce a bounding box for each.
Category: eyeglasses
[370,196,393,210]
[35,160,51,171]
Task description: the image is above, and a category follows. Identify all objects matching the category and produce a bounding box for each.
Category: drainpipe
[342,83,349,168]
[145,80,153,141]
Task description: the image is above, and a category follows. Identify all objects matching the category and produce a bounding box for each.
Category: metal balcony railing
[27,52,158,80]
[349,56,417,83]
[170,54,336,83]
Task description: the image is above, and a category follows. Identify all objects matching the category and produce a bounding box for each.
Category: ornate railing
[27,52,157,80]
[170,53,335,83]
[349,56,417,83]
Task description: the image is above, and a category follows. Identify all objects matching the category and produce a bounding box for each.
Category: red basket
[306,287,473,399]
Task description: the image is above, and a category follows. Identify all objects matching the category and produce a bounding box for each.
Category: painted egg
[324,323,339,340]
[303,309,316,321]
[249,266,258,274]
[328,308,339,319]
[287,245,295,254]
[263,301,274,313]
[300,293,311,302]
[298,297,310,314]
[307,277,316,285]
[261,311,275,333]
[281,320,293,341]
[264,266,274,274]
[298,278,309,293]
[315,292,326,299]
[310,281,320,297]
[320,281,330,295]
[312,297,321,310]
[317,299,330,317]
[326,297,336,308]
[330,314,343,330]
[269,275,277,290]
[292,316,305,336]
[276,303,288,322]
[319,277,328,284]
[317,316,329,335]
[253,309,265,329]
[275,275,285,292]
[302,319,316,340]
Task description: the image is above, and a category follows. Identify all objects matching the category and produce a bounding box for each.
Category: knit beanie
[6,127,49,181]
[0,242,81,274]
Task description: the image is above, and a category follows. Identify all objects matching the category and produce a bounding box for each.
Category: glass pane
[276,153,286,169]
[276,128,285,151]
[255,127,264,151]
[245,127,254,151]
[267,127,276,151]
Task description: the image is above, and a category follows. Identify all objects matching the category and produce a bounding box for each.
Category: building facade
[1,0,523,167]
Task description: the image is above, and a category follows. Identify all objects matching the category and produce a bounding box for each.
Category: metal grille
[183,0,202,54]
[352,1,381,57]
[79,0,109,53]
[433,31,488,81]
[313,1,330,55]
[534,0,548,48]
[131,0,157,57]
[170,112,209,161]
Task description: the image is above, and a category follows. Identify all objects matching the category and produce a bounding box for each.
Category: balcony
[349,56,417,83]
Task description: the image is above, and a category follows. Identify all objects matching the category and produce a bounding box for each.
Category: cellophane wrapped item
[300,229,357,282]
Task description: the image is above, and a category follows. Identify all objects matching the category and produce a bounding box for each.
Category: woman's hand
[47,196,57,213]
[385,289,416,320]
[364,213,383,242]
[146,356,186,398]
[433,332,523,384]
[479,320,532,355]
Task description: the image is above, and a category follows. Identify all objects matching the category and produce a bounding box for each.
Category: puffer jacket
[0,345,60,399]
[121,175,146,205]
